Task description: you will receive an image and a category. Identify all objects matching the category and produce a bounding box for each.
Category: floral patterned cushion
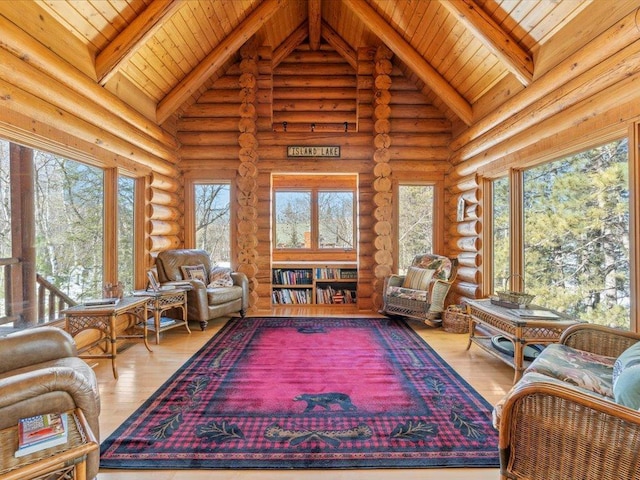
[525,344,615,398]
[412,254,453,281]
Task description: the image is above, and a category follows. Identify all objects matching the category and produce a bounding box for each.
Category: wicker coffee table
[465,298,582,383]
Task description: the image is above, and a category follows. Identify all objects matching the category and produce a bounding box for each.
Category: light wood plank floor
[95,310,513,480]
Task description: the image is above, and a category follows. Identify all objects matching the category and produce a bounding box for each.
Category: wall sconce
[282,121,287,132]
[344,122,348,133]
[311,123,315,132]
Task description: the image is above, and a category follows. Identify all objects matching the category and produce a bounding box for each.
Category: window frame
[271,174,357,263]
[483,130,638,330]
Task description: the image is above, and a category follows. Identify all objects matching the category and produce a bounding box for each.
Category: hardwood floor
[95,310,513,480]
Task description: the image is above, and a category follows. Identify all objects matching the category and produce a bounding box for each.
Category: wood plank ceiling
[3,0,599,128]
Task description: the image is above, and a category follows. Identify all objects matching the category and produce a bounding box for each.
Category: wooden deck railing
[0,257,78,328]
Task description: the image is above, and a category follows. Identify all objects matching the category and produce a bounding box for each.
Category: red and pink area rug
[100,317,499,469]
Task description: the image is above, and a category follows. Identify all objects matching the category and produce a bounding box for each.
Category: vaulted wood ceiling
[1,0,635,130]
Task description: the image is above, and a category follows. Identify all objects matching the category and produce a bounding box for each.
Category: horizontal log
[177,131,239,146]
[197,89,242,103]
[358,118,451,133]
[150,172,181,192]
[273,87,357,99]
[390,105,444,119]
[178,117,241,132]
[210,75,242,89]
[457,251,481,268]
[275,63,355,76]
[182,104,241,118]
[273,76,357,88]
[147,203,181,221]
[453,235,481,252]
[456,266,482,284]
[147,219,181,236]
[270,122,357,133]
[389,90,434,105]
[0,78,178,176]
[280,50,347,64]
[273,99,357,112]
[257,132,372,145]
[273,111,357,124]
[146,235,181,253]
[451,281,481,299]
[147,187,180,207]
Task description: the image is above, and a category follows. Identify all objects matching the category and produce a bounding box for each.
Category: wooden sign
[287,146,340,158]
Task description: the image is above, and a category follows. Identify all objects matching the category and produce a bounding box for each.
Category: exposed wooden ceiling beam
[308,0,322,50]
[321,21,356,70]
[157,0,285,124]
[342,0,473,125]
[273,21,308,68]
[96,0,182,85]
[440,0,533,86]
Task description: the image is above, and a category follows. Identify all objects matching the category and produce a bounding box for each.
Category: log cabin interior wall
[0,1,640,323]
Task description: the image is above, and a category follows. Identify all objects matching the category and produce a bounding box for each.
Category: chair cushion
[207,285,243,306]
[181,264,208,283]
[402,266,435,290]
[386,286,428,302]
[208,266,234,288]
[526,343,615,398]
[613,342,640,409]
[413,254,453,280]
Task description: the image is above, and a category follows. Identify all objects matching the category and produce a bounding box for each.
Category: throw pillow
[180,264,208,283]
[402,266,435,291]
[209,266,234,288]
[613,342,640,409]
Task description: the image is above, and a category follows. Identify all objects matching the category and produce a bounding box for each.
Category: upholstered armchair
[155,249,249,330]
[495,324,640,480]
[382,254,457,327]
[0,326,101,479]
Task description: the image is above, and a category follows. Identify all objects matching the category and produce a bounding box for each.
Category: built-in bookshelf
[272,263,358,306]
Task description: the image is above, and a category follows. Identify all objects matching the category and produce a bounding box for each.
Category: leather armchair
[0,326,101,479]
[155,249,249,330]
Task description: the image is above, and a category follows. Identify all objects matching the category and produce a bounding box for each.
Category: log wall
[179,42,454,311]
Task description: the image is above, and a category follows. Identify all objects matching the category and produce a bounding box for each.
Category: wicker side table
[133,287,191,344]
[0,409,98,480]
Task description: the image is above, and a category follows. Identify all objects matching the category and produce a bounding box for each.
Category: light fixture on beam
[311,123,316,132]
[282,121,287,132]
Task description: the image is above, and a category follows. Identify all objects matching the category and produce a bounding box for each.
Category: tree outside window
[397,185,434,274]
[194,183,231,266]
[492,177,510,293]
[523,139,629,328]
[118,176,135,294]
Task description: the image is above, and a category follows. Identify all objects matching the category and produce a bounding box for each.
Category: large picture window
[492,177,510,293]
[521,139,630,328]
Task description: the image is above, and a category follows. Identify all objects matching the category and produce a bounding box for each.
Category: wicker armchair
[381,254,457,327]
[496,324,640,480]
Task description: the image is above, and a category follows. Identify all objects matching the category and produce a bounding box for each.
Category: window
[273,175,356,252]
[118,175,135,295]
[275,191,311,248]
[522,139,630,328]
[194,183,231,266]
[34,151,104,301]
[0,140,10,320]
[492,177,510,293]
[397,184,434,274]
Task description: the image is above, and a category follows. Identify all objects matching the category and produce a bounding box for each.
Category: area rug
[100,317,499,469]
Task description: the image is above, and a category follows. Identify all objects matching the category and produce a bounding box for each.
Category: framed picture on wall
[147,270,160,292]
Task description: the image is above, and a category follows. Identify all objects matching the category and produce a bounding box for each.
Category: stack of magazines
[15,412,68,457]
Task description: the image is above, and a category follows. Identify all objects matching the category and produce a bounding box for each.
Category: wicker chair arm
[499,380,640,480]
[559,323,640,358]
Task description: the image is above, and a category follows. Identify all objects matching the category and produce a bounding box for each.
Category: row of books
[272,269,313,285]
[272,288,313,304]
[315,268,357,280]
[15,412,68,458]
[316,287,357,304]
